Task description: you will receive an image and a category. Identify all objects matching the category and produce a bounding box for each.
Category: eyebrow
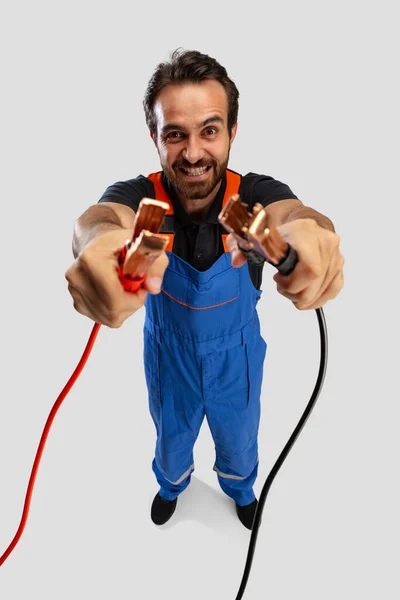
[161,115,225,136]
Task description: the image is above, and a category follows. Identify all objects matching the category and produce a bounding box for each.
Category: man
[65,49,344,530]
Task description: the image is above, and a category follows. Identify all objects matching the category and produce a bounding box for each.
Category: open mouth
[179,165,212,178]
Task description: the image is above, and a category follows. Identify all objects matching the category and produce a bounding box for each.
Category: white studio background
[0,1,398,599]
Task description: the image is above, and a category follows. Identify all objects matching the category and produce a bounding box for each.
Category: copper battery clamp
[218,194,298,275]
[117,198,170,290]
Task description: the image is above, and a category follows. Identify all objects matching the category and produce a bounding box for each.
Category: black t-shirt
[98,170,298,289]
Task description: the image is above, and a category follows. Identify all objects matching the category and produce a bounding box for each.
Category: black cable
[235,306,328,599]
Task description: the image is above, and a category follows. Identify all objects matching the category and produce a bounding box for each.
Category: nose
[181,135,205,164]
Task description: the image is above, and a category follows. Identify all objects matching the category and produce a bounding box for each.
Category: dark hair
[143,48,239,137]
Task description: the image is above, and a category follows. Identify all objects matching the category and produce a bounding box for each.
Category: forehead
[154,80,228,128]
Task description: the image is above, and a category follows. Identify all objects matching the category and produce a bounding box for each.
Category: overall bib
[143,171,267,506]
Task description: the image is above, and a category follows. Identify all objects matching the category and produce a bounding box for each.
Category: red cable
[0,322,101,567]
[0,267,145,567]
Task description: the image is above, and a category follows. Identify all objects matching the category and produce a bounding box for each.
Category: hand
[273,219,344,310]
[65,229,169,327]
[226,232,250,268]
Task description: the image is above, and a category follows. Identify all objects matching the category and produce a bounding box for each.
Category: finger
[273,220,341,295]
[69,280,144,327]
[307,250,344,305]
[67,283,100,322]
[226,233,248,268]
[300,267,344,310]
[273,254,322,294]
[273,222,324,291]
[66,264,107,321]
[273,262,315,300]
[295,251,344,309]
[82,249,150,314]
[232,249,247,268]
[275,249,342,309]
[68,261,144,324]
[79,249,124,310]
[292,256,344,310]
[226,233,238,252]
[141,251,169,294]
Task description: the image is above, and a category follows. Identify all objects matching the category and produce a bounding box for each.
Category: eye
[204,127,217,136]
[165,131,184,141]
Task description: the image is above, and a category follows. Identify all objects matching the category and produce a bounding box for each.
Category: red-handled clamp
[117,198,170,293]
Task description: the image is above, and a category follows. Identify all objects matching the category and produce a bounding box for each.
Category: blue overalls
[142,171,267,507]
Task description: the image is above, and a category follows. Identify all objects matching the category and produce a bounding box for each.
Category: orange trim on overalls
[161,288,239,310]
[147,170,241,253]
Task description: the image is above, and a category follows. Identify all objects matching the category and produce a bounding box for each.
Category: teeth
[183,167,208,176]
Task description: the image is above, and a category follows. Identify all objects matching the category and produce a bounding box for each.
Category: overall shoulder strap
[221,170,241,252]
[147,172,174,251]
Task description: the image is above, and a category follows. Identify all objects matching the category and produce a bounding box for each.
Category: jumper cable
[0,195,327,600]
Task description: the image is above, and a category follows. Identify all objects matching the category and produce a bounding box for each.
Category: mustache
[174,161,214,169]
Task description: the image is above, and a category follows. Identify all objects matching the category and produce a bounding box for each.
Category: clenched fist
[227,218,344,310]
[65,228,169,327]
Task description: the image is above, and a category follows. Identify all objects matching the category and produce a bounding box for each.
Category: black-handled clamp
[218,195,298,275]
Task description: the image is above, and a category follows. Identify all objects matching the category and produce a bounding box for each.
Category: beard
[163,153,230,200]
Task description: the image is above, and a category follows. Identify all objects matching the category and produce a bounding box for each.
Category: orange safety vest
[147,170,241,253]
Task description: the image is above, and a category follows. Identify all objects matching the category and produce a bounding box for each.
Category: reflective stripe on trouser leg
[213,456,259,480]
[213,451,259,506]
[152,459,194,501]
[213,447,259,506]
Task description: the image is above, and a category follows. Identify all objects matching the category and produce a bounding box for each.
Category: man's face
[151,80,237,200]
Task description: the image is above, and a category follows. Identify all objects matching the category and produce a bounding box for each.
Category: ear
[230,122,238,144]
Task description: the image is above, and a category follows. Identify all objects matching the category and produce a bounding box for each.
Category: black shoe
[235,499,259,530]
[151,492,177,525]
